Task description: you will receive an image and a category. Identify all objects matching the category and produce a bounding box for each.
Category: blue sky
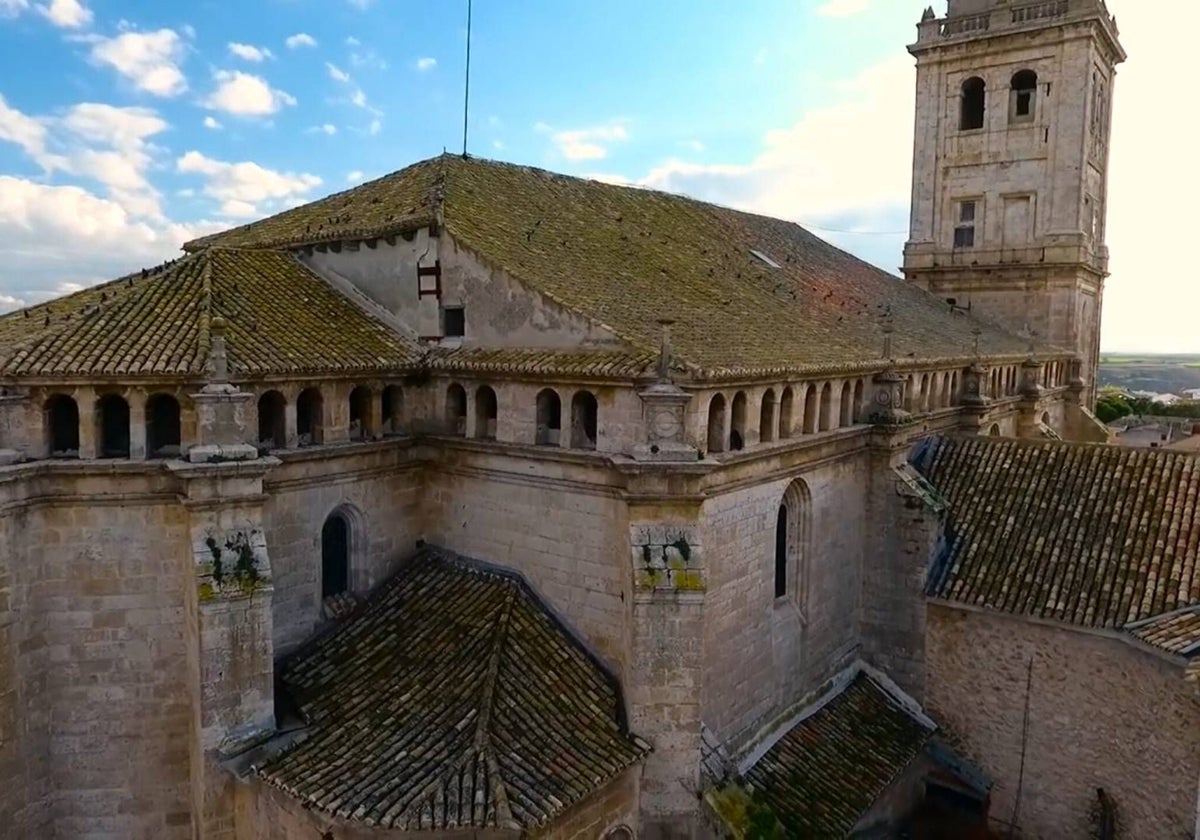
[0,0,1192,352]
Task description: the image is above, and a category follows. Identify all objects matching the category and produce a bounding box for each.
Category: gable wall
[927,604,1200,839]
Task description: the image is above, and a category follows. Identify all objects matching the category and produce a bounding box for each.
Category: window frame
[953,198,980,249]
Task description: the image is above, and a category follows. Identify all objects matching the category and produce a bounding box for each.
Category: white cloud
[327,62,350,83]
[346,0,372,8]
[368,118,381,135]
[0,94,53,163]
[416,57,436,72]
[176,151,321,219]
[38,0,91,28]
[285,32,316,49]
[307,123,337,136]
[204,70,296,116]
[345,36,361,47]
[351,89,367,108]
[538,121,630,162]
[0,0,30,17]
[228,42,273,62]
[203,115,222,130]
[90,29,187,97]
[492,139,505,151]
[347,170,363,183]
[816,0,871,17]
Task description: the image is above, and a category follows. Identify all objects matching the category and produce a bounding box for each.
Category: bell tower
[903,0,1125,404]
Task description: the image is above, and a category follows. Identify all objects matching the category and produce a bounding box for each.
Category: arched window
[839,382,853,427]
[707,394,726,454]
[146,393,181,458]
[1041,411,1051,426]
[297,388,323,446]
[321,511,350,600]
[854,379,865,419]
[904,376,915,412]
[950,372,960,406]
[570,390,598,450]
[775,479,811,605]
[779,387,794,440]
[349,386,372,442]
[536,389,561,446]
[818,383,833,432]
[961,76,986,130]
[802,384,819,434]
[989,423,1002,437]
[919,375,931,413]
[1011,69,1038,123]
[96,393,130,458]
[445,384,467,437]
[381,385,403,436]
[730,391,747,451]
[258,390,286,449]
[475,385,498,440]
[44,394,79,458]
[760,389,776,444]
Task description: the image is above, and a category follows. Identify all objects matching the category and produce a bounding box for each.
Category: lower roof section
[259,547,649,831]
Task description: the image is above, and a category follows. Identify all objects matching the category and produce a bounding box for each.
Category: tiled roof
[186,155,1051,376]
[260,548,649,831]
[741,673,934,838]
[0,248,420,377]
[915,435,1200,629]
[1127,608,1200,656]
[428,345,656,378]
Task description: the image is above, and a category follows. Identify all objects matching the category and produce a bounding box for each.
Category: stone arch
[706,394,726,454]
[961,76,986,130]
[536,388,562,446]
[1011,69,1038,122]
[853,379,865,419]
[570,390,598,450]
[349,385,372,441]
[1041,411,1051,426]
[603,826,634,840]
[775,478,812,604]
[950,372,960,406]
[145,392,182,458]
[803,384,819,434]
[381,385,404,436]
[445,384,467,437]
[258,390,287,449]
[321,504,366,604]
[760,389,777,444]
[475,385,498,440]
[779,387,794,440]
[989,423,1002,437]
[818,383,833,432]
[297,387,324,446]
[44,393,79,458]
[96,392,130,458]
[730,391,747,451]
[839,381,854,427]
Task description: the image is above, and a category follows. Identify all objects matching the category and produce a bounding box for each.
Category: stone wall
[700,449,869,749]
[263,442,424,653]
[0,464,194,839]
[927,604,1200,839]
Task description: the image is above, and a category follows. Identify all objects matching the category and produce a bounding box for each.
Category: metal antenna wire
[462,0,472,157]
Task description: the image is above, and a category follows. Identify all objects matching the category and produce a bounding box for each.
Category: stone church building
[3,2,1192,838]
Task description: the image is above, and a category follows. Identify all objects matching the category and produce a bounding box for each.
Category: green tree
[1095,392,1132,423]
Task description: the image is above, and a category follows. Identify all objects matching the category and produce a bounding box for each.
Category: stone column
[958,363,991,434]
[76,389,97,460]
[1017,359,1046,438]
[367,384,383,440]
[127,389,147,460]
[633,383,696,462]
[0,392,29,465]
[283,398,298,450]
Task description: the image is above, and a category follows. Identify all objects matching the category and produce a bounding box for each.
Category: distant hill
[1098,355,1200,395]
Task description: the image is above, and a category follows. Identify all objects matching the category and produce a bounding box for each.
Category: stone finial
[656,318,676,383]
[878,307,895,362]
[208,315,230,384]
[1018,323,1038,360]
[921,6,936,22]
[971,326,982,359]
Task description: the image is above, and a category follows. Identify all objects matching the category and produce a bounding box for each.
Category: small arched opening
[707,394,727,454]
[854,379,866,418]
[297,387,324,446]
[570,390,598,450]
[445,384,467,437]
[44,394,80,458]
[818,383,833,432]
[803,385,819,434]
[381,385,403,436]
[730,391,747,451]
[779,387,794,440]
[839,382,854,427]
[321,511,350,601]
[950,372,960,406]
[145,393,181,458]
[989,424,1002,437]
[96,393,130,459]
[258,390,287,449]
[349,385,372,442]
[760,389,777,444]
[1011,69,1038,122]
[919,375,931,413]
[475,385,498,440]
[961,76,986,131]
[1041,411,1051,427]
[775,479,812,605]
[535,389,562,446]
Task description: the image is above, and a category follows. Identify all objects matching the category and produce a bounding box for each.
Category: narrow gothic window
[570,390,598,450]
[297,387,323,446]
[1011,70,1038,123]
[349,386,372,441]
[776,479,811,613]
[954,200,977,248]
[145,393,182,458]
[536,389,561,445]
[258,390,287,449]
[96,394,130,459]
[707,394,726,453]
[475,386,498,440]
[775,505,788,598]
[45,394,80,457]
[321,513,350,600]
[445,384,467,437]
[960,77,985,130]
[730,391,747,451]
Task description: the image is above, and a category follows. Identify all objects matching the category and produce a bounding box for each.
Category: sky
[0,0,1193,352]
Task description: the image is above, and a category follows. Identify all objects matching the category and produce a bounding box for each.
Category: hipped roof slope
[187,154,1048,376]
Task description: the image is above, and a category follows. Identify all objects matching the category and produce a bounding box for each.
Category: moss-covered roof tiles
[741,673,934,838]
[0,248,419,378]
[915,435,1200,630]
[261,548,649,831]
[186,155,1051,376]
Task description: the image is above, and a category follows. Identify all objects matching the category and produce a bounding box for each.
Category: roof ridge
[473,584,518,828]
